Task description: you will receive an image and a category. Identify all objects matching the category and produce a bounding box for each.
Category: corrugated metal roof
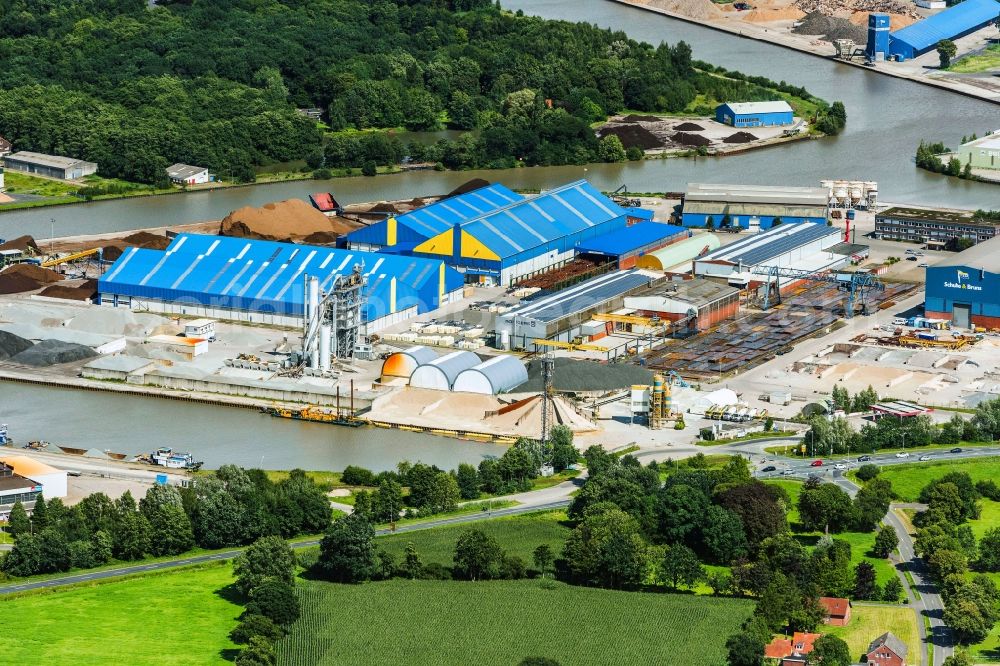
[698,223,840,267]
[458,180,628,260]
[5,151,95,169]
[98,234,463,321]
[575,222,687,256]
[685,183,829,206]
[719,101,793,115]
[931,234,1000,272]
[501,269,656,323]
[891,0,1000,51]
[166,163,208,179]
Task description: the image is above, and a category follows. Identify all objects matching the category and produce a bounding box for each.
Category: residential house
[866,631,907,666]
[764,632,820,665]
[818,596,852,626]
[165,163,211,186]
[0,135,11,157]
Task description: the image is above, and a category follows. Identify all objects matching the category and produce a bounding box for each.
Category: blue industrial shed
[889,0,1000,60]
[574,222,689,268]
[715,101,794,128]
[344,183,523,252]
[925,235,1000,329]
[98,234,465,330]
[409,180,640,286]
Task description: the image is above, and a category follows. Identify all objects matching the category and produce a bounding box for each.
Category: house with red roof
[819,596,852,626]
[764,632,821,665]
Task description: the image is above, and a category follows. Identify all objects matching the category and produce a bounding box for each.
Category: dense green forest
[0,0,829,183]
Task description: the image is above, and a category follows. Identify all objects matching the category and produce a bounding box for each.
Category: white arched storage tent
[409,350,481,391]
[453,355,528,395]
[381,345,438,380]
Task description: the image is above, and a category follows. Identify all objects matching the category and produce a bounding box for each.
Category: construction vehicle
[532,338,609,353]
[40,247,102,268]
[663,369,690,388]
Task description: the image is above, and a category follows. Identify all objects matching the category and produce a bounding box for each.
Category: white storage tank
[381,345,438,380]
[452,355,529,395]
[409,350,481,391]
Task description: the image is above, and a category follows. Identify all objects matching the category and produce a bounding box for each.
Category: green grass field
[0,563,239,665]
[826,604,920,663]
[858,457,1000,502]
[949,44,1000,73]
[377,509,572,566]
[277,578,753,666]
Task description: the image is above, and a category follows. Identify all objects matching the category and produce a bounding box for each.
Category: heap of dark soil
[792,11,866,42]
[674,122,705,131]
[0,235,40,254]
[672,132,712,147]
[597,124,663,150]
[38,279,97,301]
[0,330,34,360]
[446,178,490,197]
[121,231,171,250]
[724,131,759,144]
[2,263,63,283]
[622,114,661,123]
[0,272,42,294]
[301,231,340,245]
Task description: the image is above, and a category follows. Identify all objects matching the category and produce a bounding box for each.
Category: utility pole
[540,352,555,450]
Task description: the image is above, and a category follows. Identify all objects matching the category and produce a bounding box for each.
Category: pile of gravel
[672,132,712,147]
[793,11,866,42]
[597,124,664,150]
[674,122,705,131]
[10,339,97,366]
[521,357,653,392]
[0,330,34,360]
[724,131,760,144]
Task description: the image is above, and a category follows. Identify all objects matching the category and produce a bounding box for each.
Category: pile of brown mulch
[446,178,490,197]
[0,272,42,294]
[724,131,759,144]
[1,263,63,283]
[219,199,362,242]
[597,124,663,150]
[121,231,171,250]
[674,122,705,131]
[622,114,661,123]
[301,231,340,245]
[0,235,40,254]
[672,132,712,147]
[368,202,401,214]
[38,279,97,301]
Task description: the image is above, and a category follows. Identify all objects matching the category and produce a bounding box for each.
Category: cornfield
[276,578,752,665]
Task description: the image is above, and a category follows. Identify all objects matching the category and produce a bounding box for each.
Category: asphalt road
[0,499,570,596]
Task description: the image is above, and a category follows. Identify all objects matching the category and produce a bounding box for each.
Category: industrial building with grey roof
[681,182,829,231]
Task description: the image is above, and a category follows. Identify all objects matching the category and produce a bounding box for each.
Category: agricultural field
[277,578,753,666]
[825,604,921,663]
[377,509,572,566]
[859,457,1000,502]
[0,563,239,665]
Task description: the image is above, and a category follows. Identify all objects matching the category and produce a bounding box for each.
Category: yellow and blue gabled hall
[411,180,632,286]
[343,183,524,253]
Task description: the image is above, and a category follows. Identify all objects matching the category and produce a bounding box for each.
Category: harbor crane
[752,265,884,318]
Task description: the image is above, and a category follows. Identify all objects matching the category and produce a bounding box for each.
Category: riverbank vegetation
[0,0,832,185]
[947,44,1000,74]
[915,139,980,181]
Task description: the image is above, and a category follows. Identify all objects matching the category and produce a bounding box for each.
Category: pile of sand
[219,199,362,242]
[744,6,805,23]
[1,264,63,284]
[597,124,664,150]
[847,11,916,30]
[102,231,172,261]
[641,0,723,20]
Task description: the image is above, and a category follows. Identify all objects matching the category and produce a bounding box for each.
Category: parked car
[950,447,963,454]
[906,256,918,261]
[918,263,928,268]
[761,465,777,473]
[919,455,932,461]
[895,451,910,458]
[810,459,824,467]
[905,249,916,254]
[857,455,872,462]
[782,469,796,476]
[834,463,848,470]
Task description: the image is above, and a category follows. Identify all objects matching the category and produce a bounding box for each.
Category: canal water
[1,0,997,470]
[0,383,507,472]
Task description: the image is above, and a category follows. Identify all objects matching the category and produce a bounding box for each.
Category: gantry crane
[752,265,884,318]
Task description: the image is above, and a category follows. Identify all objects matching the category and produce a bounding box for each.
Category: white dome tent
[409,350,481,391]
[453,355,528,395]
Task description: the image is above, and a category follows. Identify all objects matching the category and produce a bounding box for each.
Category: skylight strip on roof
[474,217,523,254]
[548,192,596,228]
[527,201,556,223]
[204,240,220,257]
[274,250,318,300]
[102,247,140,282]
[235,243,252,261]
[321,255,355,291]
[236,249,282,297]
[575,186,618,219]
[138,251,174,286]
[170,254,207,290]
[501,209,548,243]
[220,260,254,296]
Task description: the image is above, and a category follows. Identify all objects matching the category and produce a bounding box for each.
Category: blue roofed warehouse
[889,0,1000,60]
[574,222,689,269]
[98,234,465,331]
[715,101,794,128]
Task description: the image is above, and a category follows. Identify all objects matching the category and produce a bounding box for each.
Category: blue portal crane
[752,266,885,318]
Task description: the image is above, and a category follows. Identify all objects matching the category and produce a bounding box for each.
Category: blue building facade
[98,234,465,330]
[866,13,891,61]
[925,262,1000,329]
[715,101,794,128]
[889,0,1000,61]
